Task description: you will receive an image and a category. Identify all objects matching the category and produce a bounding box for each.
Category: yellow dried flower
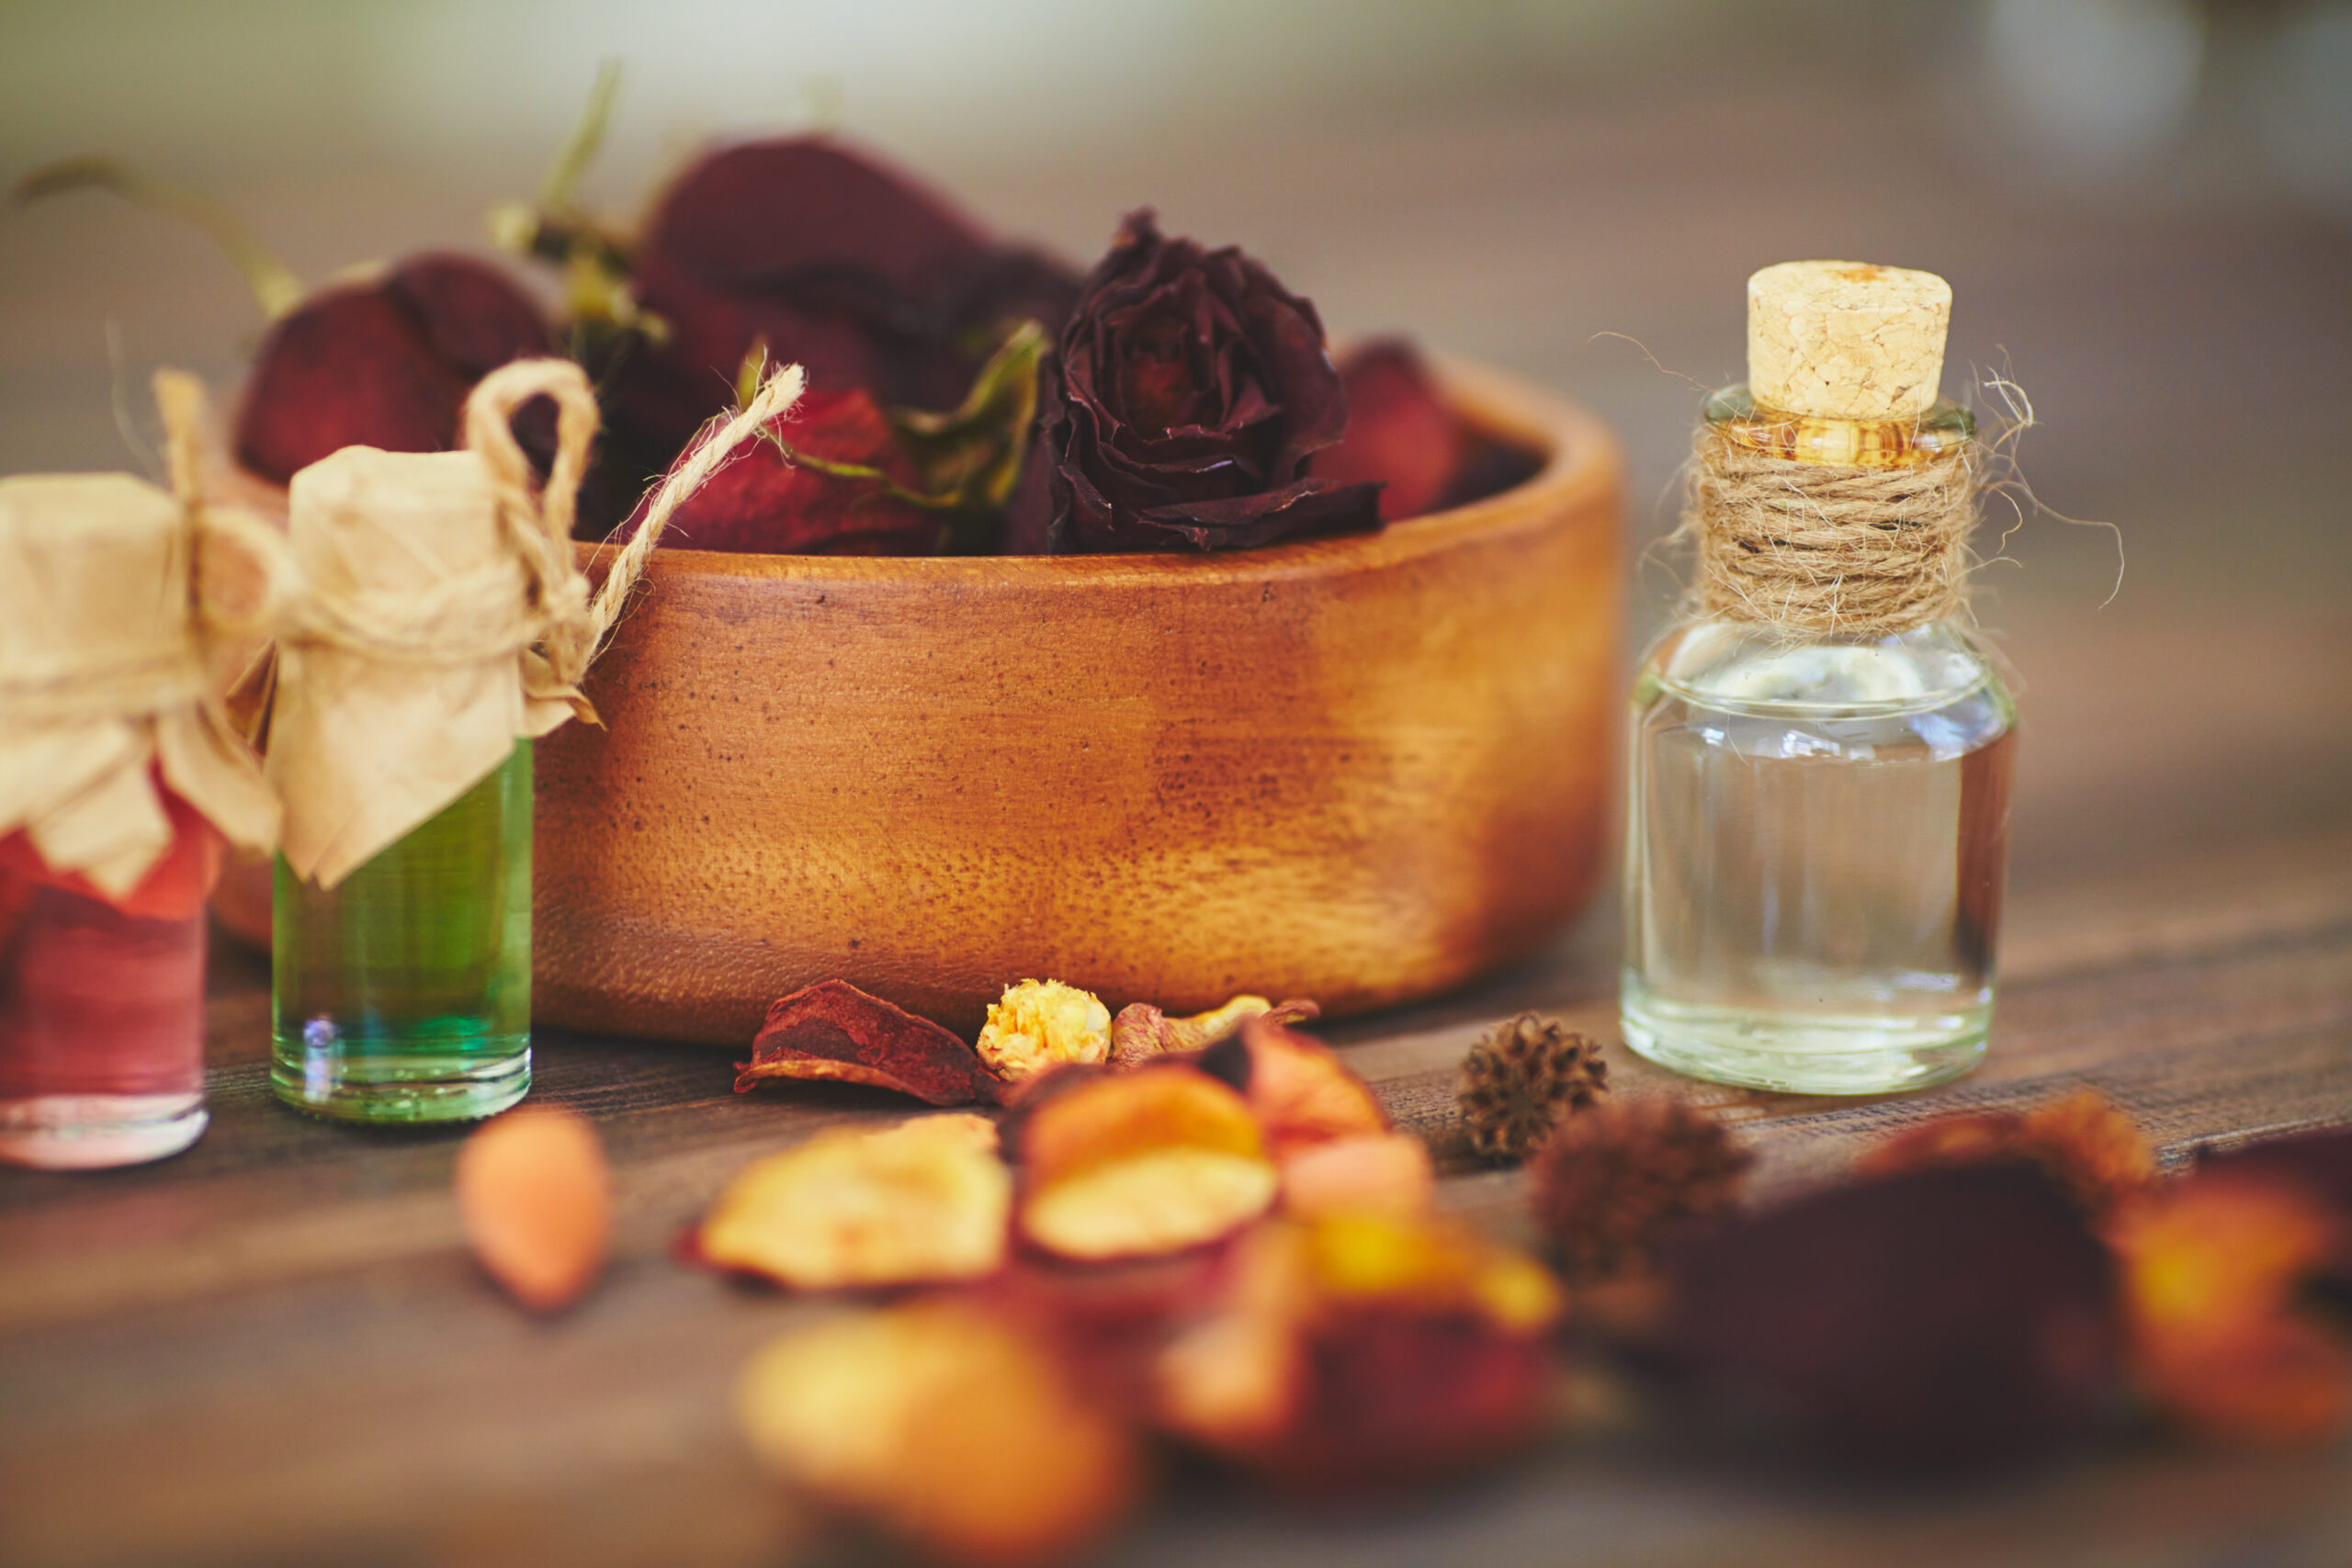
[976,977,1111,1082]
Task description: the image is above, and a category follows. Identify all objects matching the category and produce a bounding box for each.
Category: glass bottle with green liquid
[265,362,599,1123]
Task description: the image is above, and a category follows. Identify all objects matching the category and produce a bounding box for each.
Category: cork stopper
[1747,260,1951,422]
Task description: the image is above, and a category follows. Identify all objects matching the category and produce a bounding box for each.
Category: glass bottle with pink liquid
[0,468,278,1169]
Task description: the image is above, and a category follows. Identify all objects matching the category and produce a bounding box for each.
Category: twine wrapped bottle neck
[1687,384,1978,639]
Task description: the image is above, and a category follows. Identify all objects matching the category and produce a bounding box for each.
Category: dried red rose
[597,137,1077,496]
[1654,1161,2119,1475]
[235,254,552,484]
[1005,210,1382,554]
[1310,340,1466,523]
[735,980,1005,1106]
[618,382,941,556]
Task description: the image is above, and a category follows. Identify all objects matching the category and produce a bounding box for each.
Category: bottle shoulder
[1638,618,2009,716]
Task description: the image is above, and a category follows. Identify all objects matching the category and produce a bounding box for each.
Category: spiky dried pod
[1532,1099,1751,1279]
[1455,1012,1608,1163]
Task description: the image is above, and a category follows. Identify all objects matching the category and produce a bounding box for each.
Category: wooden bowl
[531,360,1622,1044]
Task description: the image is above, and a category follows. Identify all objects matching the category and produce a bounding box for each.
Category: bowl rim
[574,356,1623,591]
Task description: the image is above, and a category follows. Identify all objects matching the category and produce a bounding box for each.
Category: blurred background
[4,0,2347,878]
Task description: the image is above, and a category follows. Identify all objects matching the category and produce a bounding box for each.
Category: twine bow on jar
[0,371,281,899]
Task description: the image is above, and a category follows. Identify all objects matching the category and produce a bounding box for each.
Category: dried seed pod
[698,1114,1010,1291]
[1455,1012,1609,1163]
[736,980,1003,1106]
[738,1299,1139,1566]
[1531,1099,1750,1279]
[455,1106,612,1313]
[1019,1066,1278,1261]
[1860,1089,2156,1223]
[977,978,1113,1084]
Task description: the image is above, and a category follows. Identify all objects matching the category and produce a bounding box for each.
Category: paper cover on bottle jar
[267,359,600,890]
[0,401,280,902]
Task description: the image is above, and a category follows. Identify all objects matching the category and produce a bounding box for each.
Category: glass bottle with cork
[266,360,600,1123]
[0,373,281,1167]
[1622,261,2015,1094]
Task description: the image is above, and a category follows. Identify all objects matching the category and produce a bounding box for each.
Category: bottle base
[1621,985,1987,1095]
[0,1093,209,1168]
[271,1039,531,1124]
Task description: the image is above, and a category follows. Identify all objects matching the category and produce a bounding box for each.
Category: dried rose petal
[738,1299,1139,1566]
[1018,1066,1277,1261]
[1310,339,1467,523]
[698,1114,1011,1291]
[234,254,550,483]
[618,382,940,556]
[1239,1014,1389,1157]
[455,1107,612,1313]
[600,137,1079,484]
[1155,1214,1564,1492]
[2115,1169,2350,1446]
[1279,1133,1433,1221]
[736,980,1003,1106]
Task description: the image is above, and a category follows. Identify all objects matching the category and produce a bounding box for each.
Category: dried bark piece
[1107,995,1318,1069]
[1019,1066,1277,1262]
[736,981,1003,1106]
[2115,1170,2351,1447]
[1238,1014,1388,1157]
[1155,1213,1564,1493]
[738,1299,1139,1567]
[698,1114,1011,1291]
[455,1106,612,1313]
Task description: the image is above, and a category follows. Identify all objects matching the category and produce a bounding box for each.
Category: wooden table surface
[6,62,2352,1568]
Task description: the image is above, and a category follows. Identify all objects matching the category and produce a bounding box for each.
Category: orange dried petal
[2116,1173,2352,1446]
[1279,1134,1433,1221]
[1240,1015,1387,1156]
[738,1300,1139,1566]
[1018,1067,1276,1261]
[455,1106,612,1313]
[700,1113,1010,1290]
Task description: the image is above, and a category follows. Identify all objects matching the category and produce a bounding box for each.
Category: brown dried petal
[1110,995,1320,1069]
[1279,1134,1434,1222]
[736,980,1003,1106]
